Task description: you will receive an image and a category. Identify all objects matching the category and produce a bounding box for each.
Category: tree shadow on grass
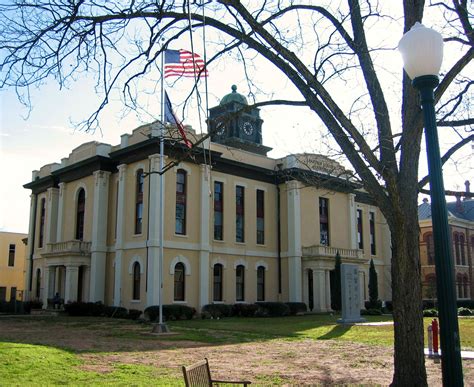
[317,323,352,339]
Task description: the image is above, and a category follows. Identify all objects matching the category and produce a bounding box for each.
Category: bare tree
[1,1,472,385]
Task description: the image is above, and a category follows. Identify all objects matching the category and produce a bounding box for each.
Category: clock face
[216,120,225,135]
[241,120,254,135]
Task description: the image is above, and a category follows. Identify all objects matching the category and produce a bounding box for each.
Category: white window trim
[128,256,144,274]
[255,261,268,271]
[211,257,227,269]
[170,255,191,275]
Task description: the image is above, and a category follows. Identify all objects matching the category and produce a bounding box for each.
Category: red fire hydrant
[432,318,439,356]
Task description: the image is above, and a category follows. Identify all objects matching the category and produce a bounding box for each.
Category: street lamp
[399,22,464,386]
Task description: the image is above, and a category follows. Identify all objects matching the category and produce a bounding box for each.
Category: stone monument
[337,263,366,324]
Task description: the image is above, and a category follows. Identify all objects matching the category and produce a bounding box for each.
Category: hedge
[144,304,196,321]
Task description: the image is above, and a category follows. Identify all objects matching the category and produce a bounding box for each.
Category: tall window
[214,182,224,240]
[460,234,466,265]
[135,169,144,234]
[35,268,41,299]
[236,186,245,242]
[39,198,46,248]
[257,266,265,301]
[8,244,15,267]
[462,275,469,299]
[370,212,376,255]
[174,262,185,301]
[357,209,363,249]
[132,262,141,300]
[175,170,187,235]
[213,264,223,302]
[319,198,329,246]
[256,190,265,245]
[76,189,85,240]
[236,265,245,301]
[454,233,460,265]
[456,273,463,299]
[425,233,435,265]
[10,287,17,301]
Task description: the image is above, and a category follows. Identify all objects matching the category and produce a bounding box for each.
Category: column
[46,187,59,245]
[54,267,61,294]
[147,155,163,306]
[56,183,66,242]
[199,164,211,308]
[287,180,302,302]
[25,193,38,299]
[359,270,366,307]
[64,265,79,303]
[41,267,55,309]
[89,170,110,302]
[348,194,357,250]
[83,266,91,303]
[114,164,127,306]
[302,268,309,310]
[325,269,332,311]
[313,269,327,312]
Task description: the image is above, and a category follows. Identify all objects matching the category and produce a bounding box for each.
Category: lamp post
[399,22,463,386]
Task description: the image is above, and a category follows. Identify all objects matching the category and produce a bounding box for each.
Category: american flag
[164,49,209,78]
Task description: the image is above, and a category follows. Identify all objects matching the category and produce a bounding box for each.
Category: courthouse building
[0,231,27,302]
[23,86,392,312]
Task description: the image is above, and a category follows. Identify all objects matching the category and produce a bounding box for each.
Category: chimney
[464,180,470,201]
[456,194,464,213]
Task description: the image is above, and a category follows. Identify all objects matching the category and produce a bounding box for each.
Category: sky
[0,3,472,234]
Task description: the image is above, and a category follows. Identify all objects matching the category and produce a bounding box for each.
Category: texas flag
[164,92,193,149]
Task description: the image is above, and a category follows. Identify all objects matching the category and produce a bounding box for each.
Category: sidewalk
[424,349,474,360]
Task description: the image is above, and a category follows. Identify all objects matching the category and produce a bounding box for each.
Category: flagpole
[154,45,168,333]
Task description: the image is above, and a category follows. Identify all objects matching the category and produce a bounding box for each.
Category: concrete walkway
[424,349,474,360]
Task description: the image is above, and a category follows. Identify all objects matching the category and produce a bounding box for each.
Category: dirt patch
[1,316,473,385]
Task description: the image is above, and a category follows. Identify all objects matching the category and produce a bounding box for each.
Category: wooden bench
[47,297,64,310]
[182,358,251,386]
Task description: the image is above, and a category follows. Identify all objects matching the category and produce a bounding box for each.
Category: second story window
[76,189,85,240]
[214,182,223,240]
[175,170,187,235]
[236,186,245,243]
[319,197,329,246]
[39,198,46,248]
[454,233,460,265]
[8,244,15,267]
[256,190,265,245]
[460,234,466,265]
[135,169,144,234]
[370,211,376,255]
[357,209,363,249]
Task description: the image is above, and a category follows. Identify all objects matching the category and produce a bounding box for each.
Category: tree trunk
[389,203,427,386]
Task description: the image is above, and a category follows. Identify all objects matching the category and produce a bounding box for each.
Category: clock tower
[209,85,272,155]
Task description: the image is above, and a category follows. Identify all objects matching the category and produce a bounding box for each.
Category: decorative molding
[233,258,248,269]
[128,255,145,274]
[169,255,191,275]
[255,260,269,270]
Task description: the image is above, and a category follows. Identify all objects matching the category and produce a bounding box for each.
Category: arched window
[35,268,41,299]
[76,189,85,240]
[175,170,187,235]
[213,264,223,302]
[456,273,463,299]
[454,233,460,265]
[132,262,141,300]
[424,233,434,265]
[135,169,144,234]
[459,234,466,265]
[174,262,185,301]
[257,266,265,301]
[236,265,245,301]
[39,198,46,248]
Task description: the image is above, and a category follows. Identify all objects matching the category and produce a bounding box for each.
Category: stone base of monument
[151,323,170,334]
[337,317,366,324]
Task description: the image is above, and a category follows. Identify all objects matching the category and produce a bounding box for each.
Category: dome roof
[220,85,248,106]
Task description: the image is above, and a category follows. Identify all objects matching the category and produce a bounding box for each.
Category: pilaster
[25,193,38,298]
[65,265,79,303]
[113,164,127,306]
[56,183,66,242]
[46,187,59,245]
[287,180,302,302]
[348,193,357,250]
[199,164,211,308]
[90,170,110,302]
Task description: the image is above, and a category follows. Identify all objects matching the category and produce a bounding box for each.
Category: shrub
[457,300,474,309]
[255,302,290,317]
[144,305,196,321]
[64,302,105,316]
[458,307,473,316]
[423,308,438,317]
[127,309,143,320]
[361,308,382,316]
[285,302,307,315]
[24,300,43,313]
[201,304,233,318]
[364,300,382,310]
[383,300,393,312]
[103,306,128,318]
[232,303,258,317]
[423,300,436,310]
[0,300,25,314]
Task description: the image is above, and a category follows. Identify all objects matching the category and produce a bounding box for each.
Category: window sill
[173,300,187,304]
[235,242,246,245]
[212,301,225,304]
[174,234,188,238]
[131,300,141,303]
[213,239,225,243]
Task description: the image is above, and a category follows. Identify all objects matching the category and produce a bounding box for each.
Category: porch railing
[302,244,363,260]
[46,240,91,256]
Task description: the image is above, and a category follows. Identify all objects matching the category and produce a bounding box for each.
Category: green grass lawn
[0,314,472,385]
